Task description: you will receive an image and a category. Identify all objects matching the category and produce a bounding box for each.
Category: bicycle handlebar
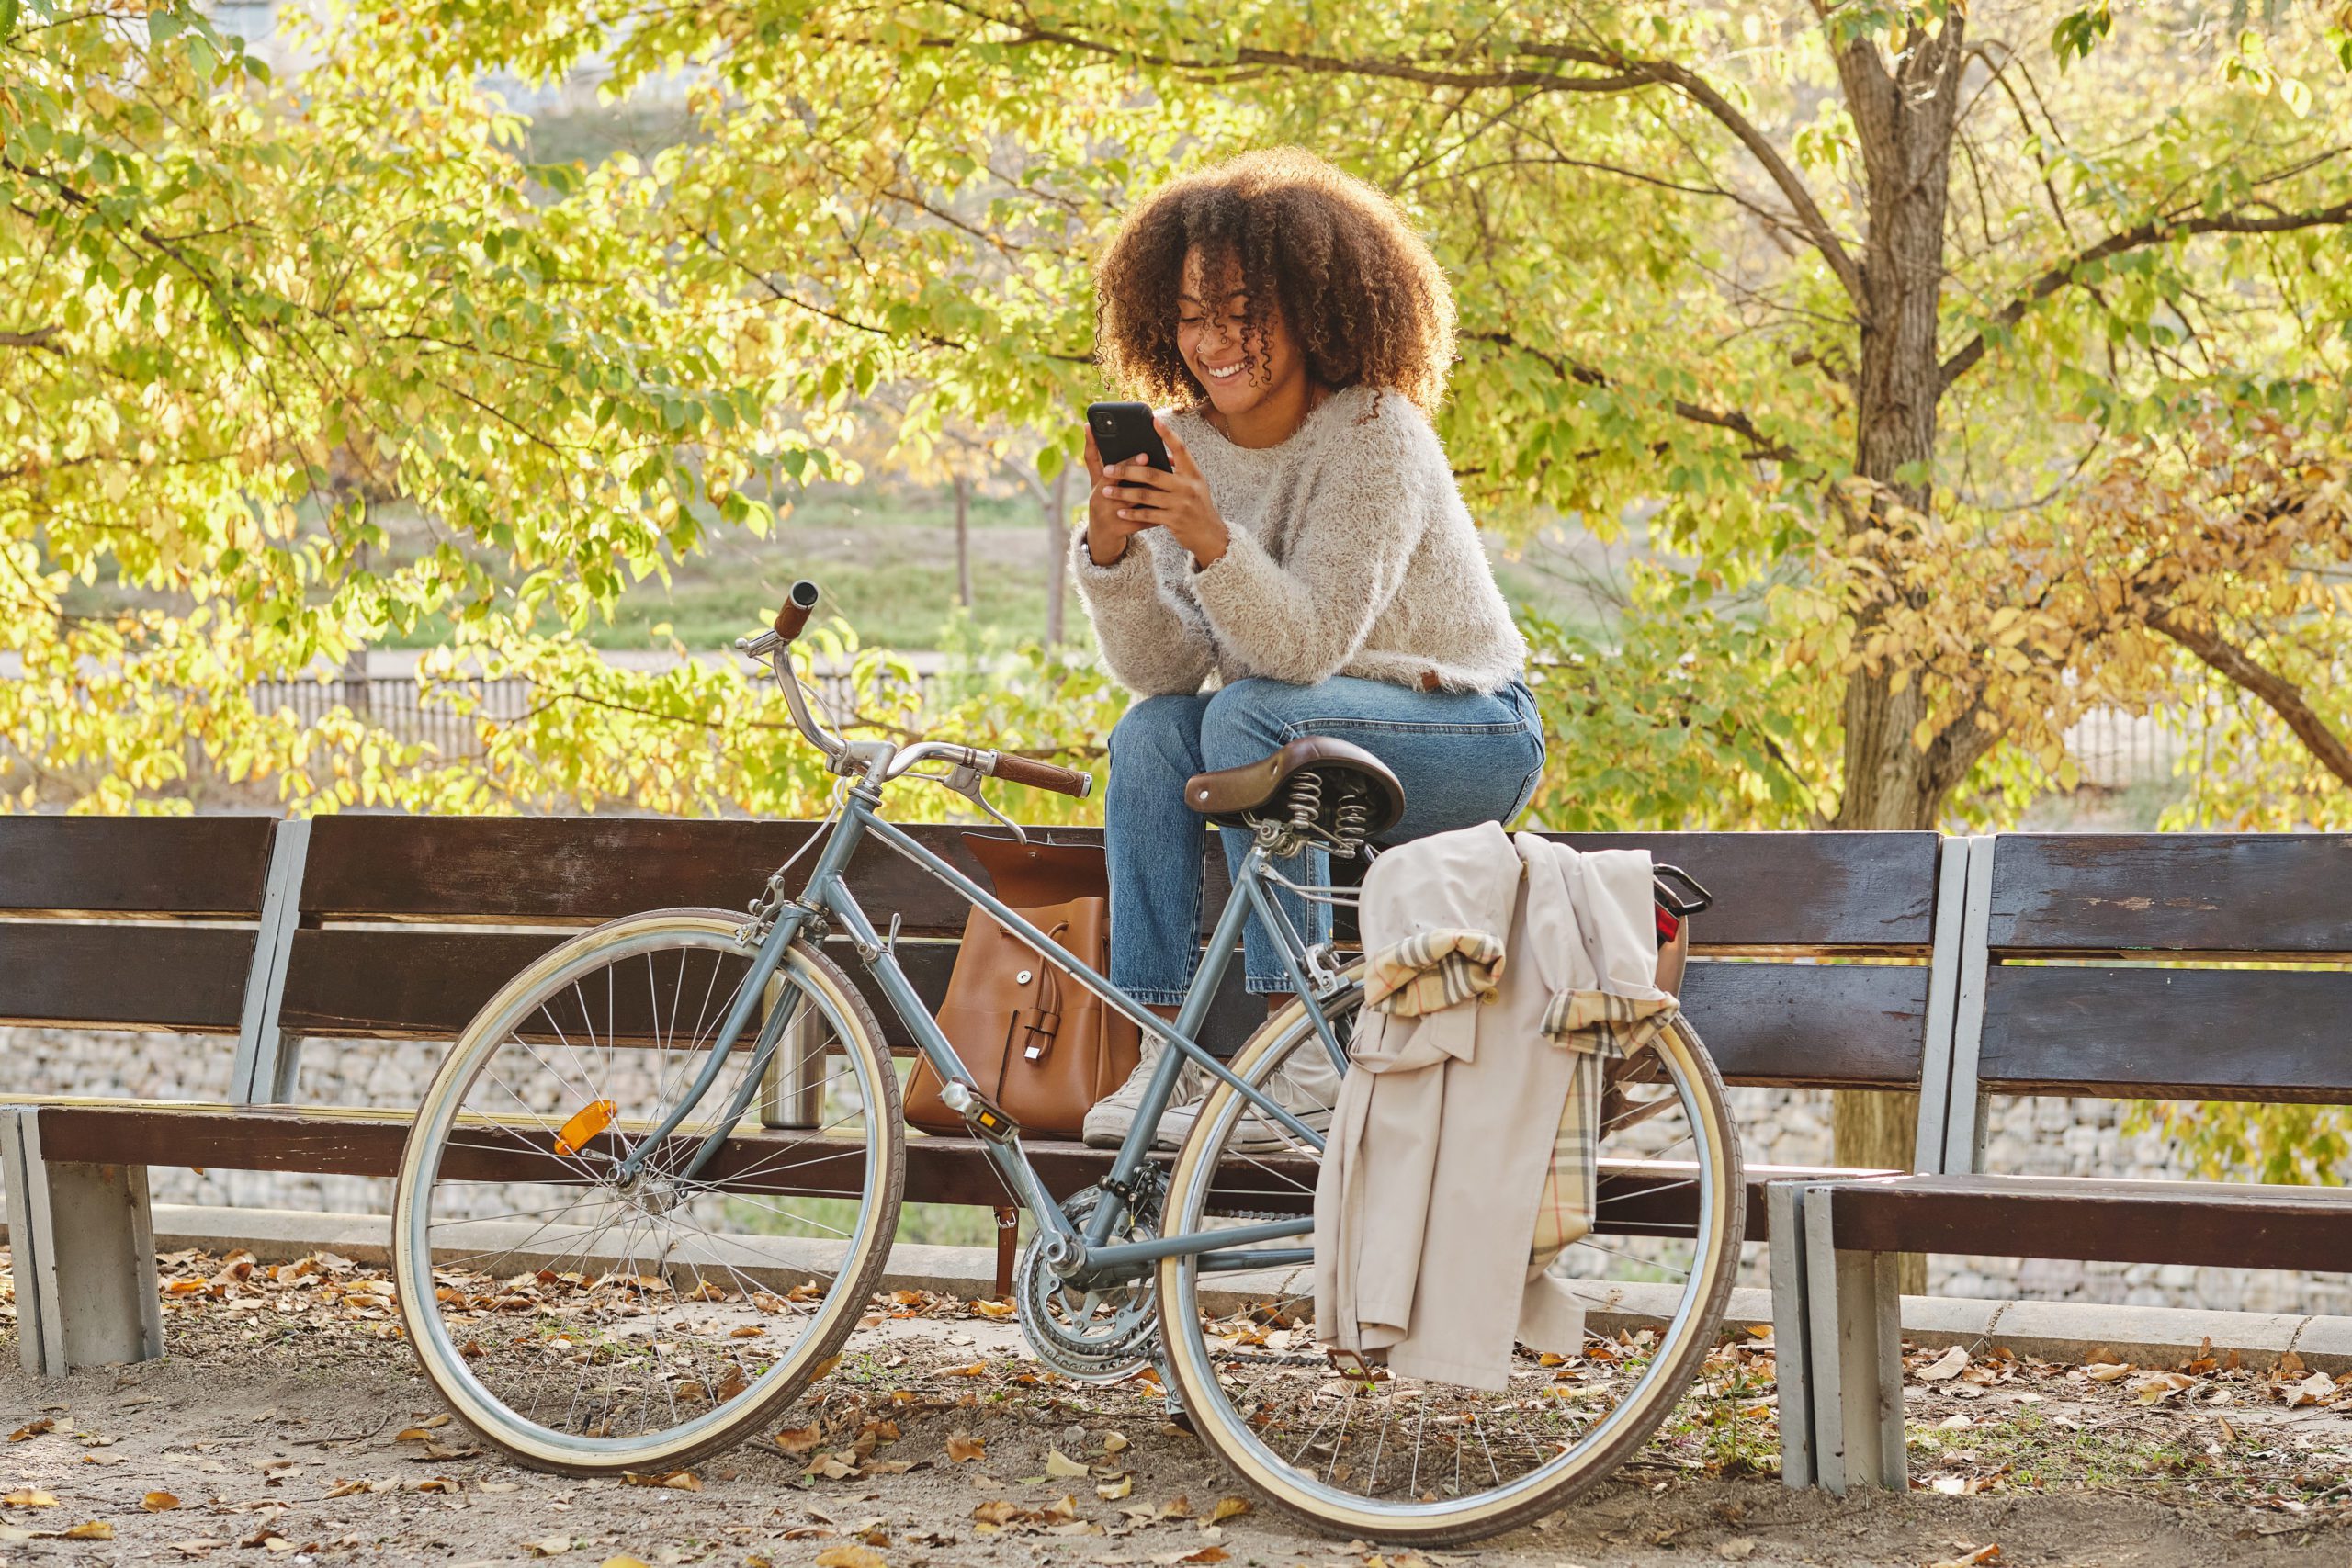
[774,579,820,643]
[989,750,1094,799]
[739,577,1095,800]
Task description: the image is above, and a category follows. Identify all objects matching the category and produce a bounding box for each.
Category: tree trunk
[953,475,974,610]
[1044,464,1069,649]
[1822,22,1973,1290]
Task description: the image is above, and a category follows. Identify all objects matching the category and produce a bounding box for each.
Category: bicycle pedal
[940,1080,1022,1145]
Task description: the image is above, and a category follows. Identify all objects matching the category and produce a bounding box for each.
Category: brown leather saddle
[1182,737,1407,840]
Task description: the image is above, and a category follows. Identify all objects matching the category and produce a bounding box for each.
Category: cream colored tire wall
[1155,1001,1743,1545]
[391,908,903,1473]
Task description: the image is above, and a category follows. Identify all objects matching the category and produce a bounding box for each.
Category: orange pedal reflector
[553,1099,618,1157]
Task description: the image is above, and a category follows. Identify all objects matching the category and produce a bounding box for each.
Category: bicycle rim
[391,908,903,1472]
[1157,984,1742,1545]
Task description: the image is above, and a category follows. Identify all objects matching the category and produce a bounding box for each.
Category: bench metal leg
[1802,1182,1905,1493]
[2,1109,165,1375]
[1766,1180,1816,1488]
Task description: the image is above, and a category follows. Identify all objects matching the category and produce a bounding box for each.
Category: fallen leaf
[394,1415,452,1441]
[1720,1540,1758,1562]
[621,1470,700,1491]
[6,1419,54,1442]
[2082,1361,2132,1382]
[945,1432,986,1463]
[1927,1548,2002,1568]
[775,1426,824,1455]
[1097,1475,1134,1501]
[2285,1371,2337,1408]
[1208,1496,1252,1524]
[599,1559,654,1568]
[63,1520,116,1540]
[1046,1448,1091,1478]
[3,1490,58,1507]
[814,1548,888,1568]
[1102,1431,1129,1454]
[528,1536,574,1558]
[1915,1347,1968,1382]
[143,1492,181,1511]
[969,1300,1016,1320]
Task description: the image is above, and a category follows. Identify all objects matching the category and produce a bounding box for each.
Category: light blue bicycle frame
[610,779,1353,1288]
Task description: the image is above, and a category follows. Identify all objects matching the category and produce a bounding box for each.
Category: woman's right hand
[1083,429,1153,567]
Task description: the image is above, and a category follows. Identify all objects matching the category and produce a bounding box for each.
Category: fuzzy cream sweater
[1069,385,1527,697]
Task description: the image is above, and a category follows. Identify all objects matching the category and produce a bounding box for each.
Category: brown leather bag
[904,835,1142,1139]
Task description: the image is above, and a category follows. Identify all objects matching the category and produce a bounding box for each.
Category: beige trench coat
[1312,824,1665,1391]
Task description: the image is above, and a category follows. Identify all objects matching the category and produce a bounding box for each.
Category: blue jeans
[1104,675,1546,1000]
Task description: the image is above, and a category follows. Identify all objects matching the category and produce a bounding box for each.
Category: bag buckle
[1016,1006,1060,1061]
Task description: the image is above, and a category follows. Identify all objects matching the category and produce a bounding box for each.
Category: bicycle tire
[391,908,903,1473]
[1156,985,1743,1545]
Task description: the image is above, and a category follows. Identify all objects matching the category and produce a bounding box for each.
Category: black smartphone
[1087,401,1173,472]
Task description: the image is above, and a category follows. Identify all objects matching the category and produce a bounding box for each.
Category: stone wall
[7,1026,2347,1314]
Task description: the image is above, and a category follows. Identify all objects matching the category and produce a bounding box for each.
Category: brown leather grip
[774,580,820,642]
[990,752,1093,799]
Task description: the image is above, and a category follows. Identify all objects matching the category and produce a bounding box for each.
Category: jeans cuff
[1244,976,1300,996]
[1120,987,1194,1007]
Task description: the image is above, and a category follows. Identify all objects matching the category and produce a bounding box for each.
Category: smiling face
[1176,246,1306,423]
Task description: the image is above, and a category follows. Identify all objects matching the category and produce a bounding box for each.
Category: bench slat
[0,925,256,1032]
[276,926,1927,1090]
[1976,964,2352,1102]
[1987,834,2352,956]
[1555,832,1940,952]
[25,1102,1864,1239]
[293,818,1939,953]
[1828,1173,2352,1272]
[0,817,277,917]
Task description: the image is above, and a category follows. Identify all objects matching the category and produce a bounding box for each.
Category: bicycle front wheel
[391,908,902,1473]
[1156,981,1743,1545]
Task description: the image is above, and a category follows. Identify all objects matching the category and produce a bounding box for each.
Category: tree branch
[1940,195,2352,391]
[1464,329,1801,461]
[2150,610,2352,791]
[1526,43,1864,307]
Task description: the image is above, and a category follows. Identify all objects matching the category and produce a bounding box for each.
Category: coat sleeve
[1069,525,1216,697]
[1186,401,1432,685]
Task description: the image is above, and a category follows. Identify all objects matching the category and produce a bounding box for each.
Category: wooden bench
[1771,833,2352,1493]
[2,816,1962,1374]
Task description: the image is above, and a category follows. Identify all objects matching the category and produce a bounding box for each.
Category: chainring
[1014,1180,1164,1384]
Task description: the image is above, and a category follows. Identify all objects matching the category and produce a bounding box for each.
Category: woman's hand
[1082,429,1156,567]
[1098,417,1229,568]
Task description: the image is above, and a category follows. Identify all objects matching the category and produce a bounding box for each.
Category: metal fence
[2060,707,2189,791]
[246,670,889,762]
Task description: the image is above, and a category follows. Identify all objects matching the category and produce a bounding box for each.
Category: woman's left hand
[1101,417,1228,567]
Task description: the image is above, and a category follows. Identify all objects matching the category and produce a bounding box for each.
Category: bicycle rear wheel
[391,908,902,1472]
[1156,980,1742,1545]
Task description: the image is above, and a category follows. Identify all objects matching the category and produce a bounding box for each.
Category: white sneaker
[1149,1042,1343,1155]
[1081,1041,1204,1149]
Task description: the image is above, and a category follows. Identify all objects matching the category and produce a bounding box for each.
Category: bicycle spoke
[399,917,898,1465]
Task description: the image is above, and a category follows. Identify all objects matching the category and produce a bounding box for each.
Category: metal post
[1803,1183,1905,1494]
[2,1110,164,1375]
[1766,1180,1815,1488]
[758,976,827,1130]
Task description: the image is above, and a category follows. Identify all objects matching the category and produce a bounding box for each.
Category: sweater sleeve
[1188,403,1432,686]
[1068,525,1216,696]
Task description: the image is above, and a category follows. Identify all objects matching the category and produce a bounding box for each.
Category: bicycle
[390,579,1744,1546]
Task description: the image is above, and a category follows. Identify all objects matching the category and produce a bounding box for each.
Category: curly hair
[1094,149,1456,415]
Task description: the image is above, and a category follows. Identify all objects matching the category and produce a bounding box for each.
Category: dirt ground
[4,1248,2350,1567]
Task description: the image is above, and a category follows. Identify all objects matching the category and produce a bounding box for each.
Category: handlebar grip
[774,580,820,643]
[989,752,1094,799]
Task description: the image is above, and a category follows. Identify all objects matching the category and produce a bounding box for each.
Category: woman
[1073,148,1544,1148]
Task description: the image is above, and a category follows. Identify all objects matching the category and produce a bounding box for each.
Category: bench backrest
[1942,832,2352,1172]
[5,816,1962,1168]
[0,817,277,1034]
